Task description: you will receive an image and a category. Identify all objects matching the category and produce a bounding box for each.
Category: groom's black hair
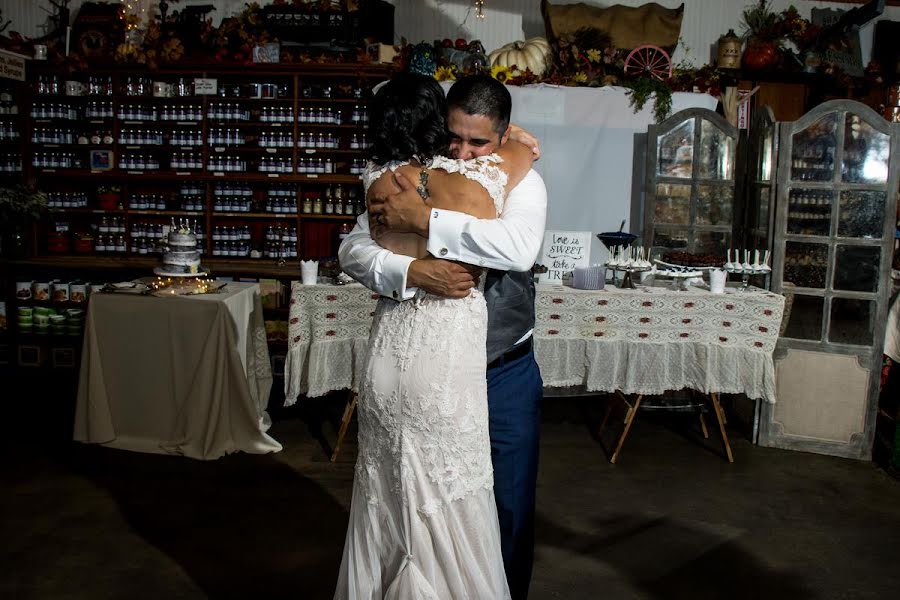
[446,74,511,138]
[368,73,450,164]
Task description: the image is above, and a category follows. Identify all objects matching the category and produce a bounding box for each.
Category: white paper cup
[709,269,727,294]
[300,260,319,285]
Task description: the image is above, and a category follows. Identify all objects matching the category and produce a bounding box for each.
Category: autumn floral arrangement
[403,27,723,122]
[739,2,843,71]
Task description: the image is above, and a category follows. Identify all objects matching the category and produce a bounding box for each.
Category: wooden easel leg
[610,394,642,465]
[598,402,613,437]
[699,412,709,439]
[331,391,358,463]
[709,392,734,463]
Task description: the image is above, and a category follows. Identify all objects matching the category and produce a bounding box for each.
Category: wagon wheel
[624,45,672,81]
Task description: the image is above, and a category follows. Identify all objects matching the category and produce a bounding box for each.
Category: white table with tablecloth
[74,282,281,460]
[284,282,784,405]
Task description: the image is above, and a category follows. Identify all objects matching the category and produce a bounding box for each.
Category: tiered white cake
[155,221,204,276]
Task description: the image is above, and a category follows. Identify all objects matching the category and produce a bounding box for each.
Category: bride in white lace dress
[334,74,534,599]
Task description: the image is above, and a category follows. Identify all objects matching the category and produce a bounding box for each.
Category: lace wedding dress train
[335,157,511,600]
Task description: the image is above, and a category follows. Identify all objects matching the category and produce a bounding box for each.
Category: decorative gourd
[488,37,552,76]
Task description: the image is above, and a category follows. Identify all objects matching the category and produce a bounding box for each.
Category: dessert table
[74,282,281,460]
[285,282,785,405]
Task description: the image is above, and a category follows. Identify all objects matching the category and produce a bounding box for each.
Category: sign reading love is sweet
[538,230,591,283]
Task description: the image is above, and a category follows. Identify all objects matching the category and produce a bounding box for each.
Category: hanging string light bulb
[474,0,486,20]
[118,0,147,32]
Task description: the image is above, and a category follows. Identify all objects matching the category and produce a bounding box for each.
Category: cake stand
[652,260,707,291]
[604,264,651,289]
[597,228,638,286]
[654,269,704,291]
[153,267,209,277]
[725,265,771,292]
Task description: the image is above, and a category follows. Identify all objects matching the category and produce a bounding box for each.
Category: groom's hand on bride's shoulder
[367,173,430,236]
[408,257,480,299]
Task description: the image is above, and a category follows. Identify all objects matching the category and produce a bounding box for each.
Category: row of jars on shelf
[34,128,367,151]
[36,151,330,171]
[129,194,205,212]
[35,75,114,96]
[303,194,364,216]
[789,190,832,206]
[118,154,344,171]
[0,153,22,172]
[211,241,298,258]
[0,122,20,140]
[47,192,89,208]
[36,75,365,101]
[47,184,361,210]
[132,221,205,240]
[30,102,370,124]
[0,91,19,115]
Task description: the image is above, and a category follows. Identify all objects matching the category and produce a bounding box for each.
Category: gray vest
[483,269,536,363]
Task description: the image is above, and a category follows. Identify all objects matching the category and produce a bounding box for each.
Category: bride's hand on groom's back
[408,257,481,299]
[507,124,541,159]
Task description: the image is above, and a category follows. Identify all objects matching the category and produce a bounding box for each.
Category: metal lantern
[717,29,742,70]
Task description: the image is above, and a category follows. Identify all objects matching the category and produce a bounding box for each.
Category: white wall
[5,1,899,67]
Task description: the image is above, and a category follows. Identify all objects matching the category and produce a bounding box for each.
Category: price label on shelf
[213,172,225,177]
[194,78,217,95]
[91,210,106,214]
[214,147,225,153]
[304,149,316,154]
[266,148,276,154]
[267,173,279,178]
[175,172,190,176]
[307,174,318,179]
[127,171,145,175]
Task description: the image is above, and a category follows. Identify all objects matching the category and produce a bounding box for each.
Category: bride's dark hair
[368,73,449,165]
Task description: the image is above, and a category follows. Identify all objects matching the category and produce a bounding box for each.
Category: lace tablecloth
[285,283,784,405]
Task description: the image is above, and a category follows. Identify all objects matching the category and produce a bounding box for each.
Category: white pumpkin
[488,36,552,76]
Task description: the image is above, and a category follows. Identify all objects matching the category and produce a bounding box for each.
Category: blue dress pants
[487,346,543,600]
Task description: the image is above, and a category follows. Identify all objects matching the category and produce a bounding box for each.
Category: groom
[339,74,547,599]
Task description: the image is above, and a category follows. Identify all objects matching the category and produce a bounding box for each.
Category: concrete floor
[3,394,900,600]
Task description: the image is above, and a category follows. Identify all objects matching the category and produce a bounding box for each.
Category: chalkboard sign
[812,8,864,77]
[538,230,592,283]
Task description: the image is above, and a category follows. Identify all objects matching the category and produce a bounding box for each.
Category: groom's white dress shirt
[339,168,548,302]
